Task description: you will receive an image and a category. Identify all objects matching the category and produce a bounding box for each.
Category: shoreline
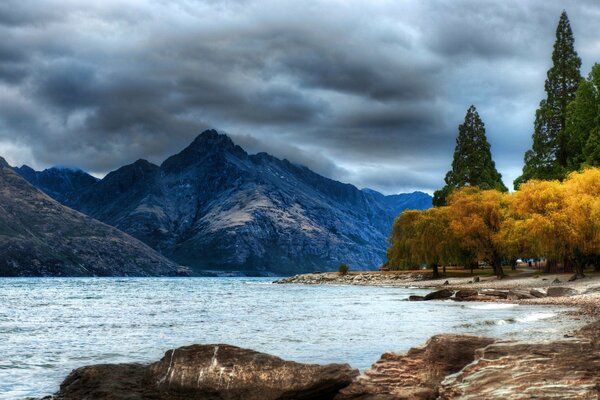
[274,270,600,318]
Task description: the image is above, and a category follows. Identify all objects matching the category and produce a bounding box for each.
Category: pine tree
[584,127,600,166]
[515,11,581,189]
[433,106,507,206]
[565,64,600,170]
[565,79,597,169]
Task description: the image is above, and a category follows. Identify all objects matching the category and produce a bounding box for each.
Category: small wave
[516,312,555,323]
[467,303,517,310]
[243,281,273,285]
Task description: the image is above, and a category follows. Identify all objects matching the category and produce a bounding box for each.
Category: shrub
[338,263,349,275]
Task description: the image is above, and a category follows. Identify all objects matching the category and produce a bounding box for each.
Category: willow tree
[516,11,581,188]
[446,188,509,278]
[387,208,462,277]
[433,106,507,206]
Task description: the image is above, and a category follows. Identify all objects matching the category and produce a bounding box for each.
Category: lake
[0,277,582,399]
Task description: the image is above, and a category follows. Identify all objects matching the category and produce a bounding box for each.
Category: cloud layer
[1,0,599,193]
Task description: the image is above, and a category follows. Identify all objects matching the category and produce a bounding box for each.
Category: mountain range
[15,130,431,275]
[0,157,185,276]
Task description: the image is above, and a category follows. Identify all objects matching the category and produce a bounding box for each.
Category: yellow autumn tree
[446,188,510,278]
[562,168,600,275]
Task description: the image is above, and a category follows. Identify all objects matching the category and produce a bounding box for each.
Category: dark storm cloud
[0,0,599,193]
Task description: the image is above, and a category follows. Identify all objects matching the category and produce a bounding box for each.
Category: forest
[387,11,600,279]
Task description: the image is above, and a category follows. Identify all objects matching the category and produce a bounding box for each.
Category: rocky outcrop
[52,344,358,400]
[18,130,432,275]
[439,339,600,399]
[0,156,185,277]
[335,335,496,400]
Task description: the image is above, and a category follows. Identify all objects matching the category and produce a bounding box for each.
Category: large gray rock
[52,344,358,400]
[148,344,358,399]
[17,130,432,275]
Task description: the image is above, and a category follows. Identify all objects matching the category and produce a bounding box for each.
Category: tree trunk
[511,258,517,271]
[442,265,446,275]
[492,257,504,279]
[431,264,440,279]
[544,259,558,273]
[562,256,574,273]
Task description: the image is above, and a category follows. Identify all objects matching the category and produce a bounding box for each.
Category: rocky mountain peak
[189,129,236,151]
[161,129,247,172]
[0,156,10,168]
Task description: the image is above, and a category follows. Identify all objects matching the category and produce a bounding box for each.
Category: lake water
[0,277,582,399]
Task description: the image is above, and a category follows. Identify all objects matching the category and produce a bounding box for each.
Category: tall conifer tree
[433,106,507,206]
[565,70,598,169]
[515,11,581,188]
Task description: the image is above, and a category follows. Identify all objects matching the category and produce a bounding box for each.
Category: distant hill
[0,157,185,277]
[17,130,432,275]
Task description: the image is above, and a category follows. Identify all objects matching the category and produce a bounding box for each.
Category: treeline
[387,168,600,278]
[388,11,600,277]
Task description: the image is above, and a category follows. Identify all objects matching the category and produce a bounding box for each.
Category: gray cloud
[0,0,599,193]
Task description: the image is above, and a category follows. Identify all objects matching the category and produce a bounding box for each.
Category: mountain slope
[18,130,432,275]
[0,157,185,277]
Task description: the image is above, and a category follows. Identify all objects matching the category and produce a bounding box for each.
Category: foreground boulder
[148,344,358,399]
[335,334,496,400]
[439,339,600,399]
[53,344,358,400]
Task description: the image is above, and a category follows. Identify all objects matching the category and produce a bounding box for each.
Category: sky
[0,1,599,194]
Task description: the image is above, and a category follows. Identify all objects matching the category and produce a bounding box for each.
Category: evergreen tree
[433,106,507,206]
[565,64,600,169]
[515,11,581,189]
[584,128,600,166]
[565,79,597,169]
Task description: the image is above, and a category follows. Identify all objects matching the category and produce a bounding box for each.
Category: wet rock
[52,344,358,400]
[335,334,496,400]
[546,286,578,297]
[552,278,561,284]
[439,338,600,399]
[478,290,508,299]
[472,276,480,283]
[443,280,449,285]
[423,289,453,300]
[408,295,425,301]
[454,290,478,300]
[54,364,147,400]
[529,288,547,298]
[506,289,534,300]
[584,286,600,295]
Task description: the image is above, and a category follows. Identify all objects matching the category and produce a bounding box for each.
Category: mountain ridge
[17,130,432,275]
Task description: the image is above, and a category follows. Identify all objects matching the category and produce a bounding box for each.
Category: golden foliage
[387,168,600,276]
